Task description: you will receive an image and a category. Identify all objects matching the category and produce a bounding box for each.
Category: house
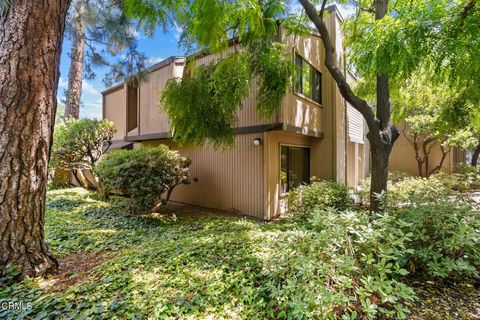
[104,6,463,220]
[389,124,466,176]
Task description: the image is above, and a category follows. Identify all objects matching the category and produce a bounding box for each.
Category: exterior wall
[101,7,366,219]
[279,30,324,136]
[103,86,126,140]
[138,63,178,135]
[389,123,466,176]
[137,133,265,219]
[264,130,323,219]
[346,142,365,186]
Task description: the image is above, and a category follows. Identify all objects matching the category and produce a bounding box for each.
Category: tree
[387,1,480,166]
[50,119,116,189]
[64,0,147,119]
[127,0,404,211]
[358,67,476,177]
[0,0,70,279]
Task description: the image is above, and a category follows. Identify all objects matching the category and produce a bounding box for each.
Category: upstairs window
[294,53,322,104]
[126,80,138,132]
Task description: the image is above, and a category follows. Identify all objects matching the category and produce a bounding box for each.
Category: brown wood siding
[138,64,176,135]
[389,123,464,176]
[138,133,265,219]
[279,29,324,135]
[103,87,126,140]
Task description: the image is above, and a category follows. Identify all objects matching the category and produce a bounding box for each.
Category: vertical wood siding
[139,133,265,219]
[104,87,126,140]
[389,122,464,176]
[138,64,176,135]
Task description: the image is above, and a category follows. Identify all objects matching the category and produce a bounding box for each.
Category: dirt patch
[40,251,111,292]
[406,279,480,320]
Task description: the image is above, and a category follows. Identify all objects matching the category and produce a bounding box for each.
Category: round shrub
[287,179,354,217]
[95,145,191,213]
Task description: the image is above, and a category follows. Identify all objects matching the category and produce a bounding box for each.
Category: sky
[59,4,353,120]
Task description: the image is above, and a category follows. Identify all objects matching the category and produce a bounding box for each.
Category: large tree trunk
[472,142,480,166]
[0,0,70,279]
[369,141,392,210]
[65,0,85,119]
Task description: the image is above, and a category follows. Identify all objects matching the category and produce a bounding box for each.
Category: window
[280,146,310,193]
[294,53,322,104]
[126,80,138,132]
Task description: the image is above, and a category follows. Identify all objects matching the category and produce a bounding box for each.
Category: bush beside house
[95,145,191,213]
[287,179,354,218]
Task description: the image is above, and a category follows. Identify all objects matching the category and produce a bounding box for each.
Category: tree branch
[298,0,377,136]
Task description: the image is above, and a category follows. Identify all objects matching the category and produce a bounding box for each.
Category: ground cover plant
[1,187,479,319]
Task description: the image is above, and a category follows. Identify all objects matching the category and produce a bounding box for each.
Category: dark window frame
[280,145,311,193]
[294,52,322,105]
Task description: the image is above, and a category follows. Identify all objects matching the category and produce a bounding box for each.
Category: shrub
[388,171,412,184]
[261,208,415,319]
[430,165,480,192]
[51,118,116,170]
[286,179,354,217]
[95,145,191,213]
[388,176,455,206]
[357,174,462,208]
[390,199,480,279]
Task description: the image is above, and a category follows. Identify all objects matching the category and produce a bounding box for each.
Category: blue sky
[59,4,353,120]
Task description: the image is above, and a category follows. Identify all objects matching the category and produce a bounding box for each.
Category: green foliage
[287,179,354,218]
[161,52,252,147]
[251,42,292,117]
[127,0,291,148]
[50,119,116,170]
[95,145,191,212]
[263,208,415,319]
[162,47,291,147]
[389,199,480,279]
[2,188,479,319]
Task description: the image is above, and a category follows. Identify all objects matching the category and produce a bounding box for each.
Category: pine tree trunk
[0,0,70,279]
[472,143,480,166]
[65,0,85,119]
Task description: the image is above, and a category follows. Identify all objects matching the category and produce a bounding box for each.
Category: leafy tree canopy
[51,119,117,170]
[126,0,294,147]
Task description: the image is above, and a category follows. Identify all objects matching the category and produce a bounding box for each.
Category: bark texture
[65,0,85,119]
[299,0,399,211]
[0,0,70,279]
[472,142,480,166]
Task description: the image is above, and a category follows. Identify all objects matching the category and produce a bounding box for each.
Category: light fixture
[253,138,262,146]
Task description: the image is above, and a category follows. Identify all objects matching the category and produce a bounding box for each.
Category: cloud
[173,24,183,41]
[81,97,103,120]
[146,56,166,65]
[82,81,101,95]
[58,77,68,89]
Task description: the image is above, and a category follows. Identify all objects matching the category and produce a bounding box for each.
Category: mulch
[406,279,480,320]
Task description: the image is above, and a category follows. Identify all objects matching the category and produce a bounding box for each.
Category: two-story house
[102,6,369,220]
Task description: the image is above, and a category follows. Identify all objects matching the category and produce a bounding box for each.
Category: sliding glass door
[280,146,310,194]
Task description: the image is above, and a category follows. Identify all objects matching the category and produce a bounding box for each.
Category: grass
[0,188,478,319]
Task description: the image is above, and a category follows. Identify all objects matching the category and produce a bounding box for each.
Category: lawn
[0,188,478,319]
